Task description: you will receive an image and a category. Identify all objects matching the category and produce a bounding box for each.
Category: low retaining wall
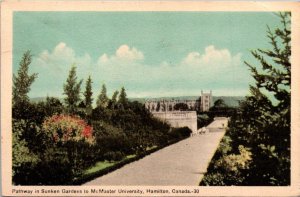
[152,111,197,133]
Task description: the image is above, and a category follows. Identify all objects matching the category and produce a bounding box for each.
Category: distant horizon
[30,94,246,100]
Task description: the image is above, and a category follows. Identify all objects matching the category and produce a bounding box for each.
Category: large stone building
[144,91,213,134]
[145,91,213,113]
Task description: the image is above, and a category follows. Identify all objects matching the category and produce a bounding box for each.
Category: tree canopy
[96,84,109,108]
[13,51,37,105]
[173,103,189,111]
[63,65,83,114]
[83,76,93,113]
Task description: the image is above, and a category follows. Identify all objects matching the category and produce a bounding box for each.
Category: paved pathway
[84,118,227,185]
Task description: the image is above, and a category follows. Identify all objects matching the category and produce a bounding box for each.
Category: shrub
[103,151,125,162]
[12,128,40,184]
[40,115,96,183]
[201,144,252,186]
[169,127,192,140]
[42,114,94,144]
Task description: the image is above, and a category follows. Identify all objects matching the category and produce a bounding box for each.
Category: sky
[13,12,282,98]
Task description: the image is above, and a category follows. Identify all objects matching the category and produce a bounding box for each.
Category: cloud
[34,42,92,73]
[98,44,144,65]
[181,45,242,68]
[29,42,93,97]
[94,45,247,97]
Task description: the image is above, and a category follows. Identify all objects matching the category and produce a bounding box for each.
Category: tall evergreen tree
[84,76,93,113]
[13,51,37,105]
[63,65,83,113]
[109,90,119,109]
[118,87,128,109]
[111,90,119,104]
[201,12,291,186]
[96,84,109,108]
[245,12,291,112]
[241,12,291,185]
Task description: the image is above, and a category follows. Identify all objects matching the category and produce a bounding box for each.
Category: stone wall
[152,111,197,133]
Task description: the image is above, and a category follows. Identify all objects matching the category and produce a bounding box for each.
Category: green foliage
[201,136,252,186]
[12,116,96,185]
[215,145,252,172]
[201,12,290,186]
[13,101,36,120]
[63,65,83,114]
[13,51,38,106]
[103,151,125,162]
[109,90,119,110]
[96,84,109,108]
[118,87,128,109]
[83,76,93,114]
[12,119,44,152]
[209,98,237,117]
[32,97,64,124]
[213,99,227,108]
[12,123,40,179]
[168,127,192,139]
[173,103,189,111]
[197,113,214,128]
[245,13,290,111]
[45,97,64,114]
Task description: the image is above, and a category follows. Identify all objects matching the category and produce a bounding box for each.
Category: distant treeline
[31,96,245,108]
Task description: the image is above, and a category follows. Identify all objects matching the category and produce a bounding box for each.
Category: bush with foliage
[201,12,290,186]
[169,127,192,139]
[12,121,40,181]
[42,114,94,144]
[37,115,96,183]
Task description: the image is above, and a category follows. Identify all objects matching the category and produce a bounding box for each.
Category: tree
[173,103,189,111]
[118,87,128,109]
[213,99,227,108]
[245,13,291,112]
[63,65,83,113]
[209,99,233,116]
[96,84,109,108]
[109,90,119,109]
[13,51,37,105]
[83,76,93,114]
[201,12,291,186]
[241,12,291,185]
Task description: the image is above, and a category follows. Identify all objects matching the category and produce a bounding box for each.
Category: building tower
[200,90,212,112]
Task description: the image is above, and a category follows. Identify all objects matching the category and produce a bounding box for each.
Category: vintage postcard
[1,1,300,196]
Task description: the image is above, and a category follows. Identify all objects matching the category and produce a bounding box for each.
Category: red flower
[82,126,92,138]
[42,114,94,144]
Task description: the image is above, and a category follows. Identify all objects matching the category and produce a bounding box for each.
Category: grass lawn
[84,161,116,175]
[146,145,158,151]
[126,154,136,159]
[84,154,137,176]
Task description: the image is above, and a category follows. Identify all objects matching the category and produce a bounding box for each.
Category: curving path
[84,118,227,185]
